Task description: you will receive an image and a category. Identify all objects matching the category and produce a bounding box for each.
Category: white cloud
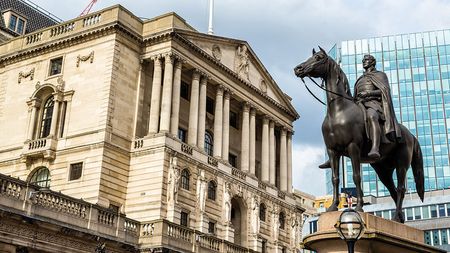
[292,143,327,196]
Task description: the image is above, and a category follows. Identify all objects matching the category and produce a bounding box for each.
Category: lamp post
[334,209,365,253]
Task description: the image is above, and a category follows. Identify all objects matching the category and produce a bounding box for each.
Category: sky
[29,0,450,196]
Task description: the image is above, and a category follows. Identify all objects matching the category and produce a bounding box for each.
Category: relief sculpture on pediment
[235,44,250,81]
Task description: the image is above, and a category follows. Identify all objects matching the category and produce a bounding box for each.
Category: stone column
[249,108,256,175]
[170,59,183,136]
[148,56,163,134]
[241,102,250,172]
[222,90,230,161]
[27,99,40,140]
[269,120,276,185]
[261,116,270,182]
[188,70,201,146]
[50,94,61,138]
[287,131,293,193]
[159,54,175,132]
[213,86,224,157]
[280,128,288,191]
[197,76,208,150]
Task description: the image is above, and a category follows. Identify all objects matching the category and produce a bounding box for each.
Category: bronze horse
[294,47,424,223]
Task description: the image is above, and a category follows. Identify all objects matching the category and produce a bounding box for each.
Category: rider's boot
[319,160,331,169]
[368,118,381,160]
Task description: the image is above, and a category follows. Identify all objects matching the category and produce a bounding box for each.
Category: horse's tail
[411,136,425,202]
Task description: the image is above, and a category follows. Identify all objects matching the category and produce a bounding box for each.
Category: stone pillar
[170,59,183,136]
[197,76,208,150]
[213,86,224,157]
[269,120,276,185]
[159,54,175,132]
[241,102,250,172]
[27,99,40,140]
[287,131,293,193]
[222,90,230,161]
[148,56,163,134]
[249,108,256,175]
[261,116,270,182]
[50,94,61,138]
[188,70,201,146]
[280,128,287,191]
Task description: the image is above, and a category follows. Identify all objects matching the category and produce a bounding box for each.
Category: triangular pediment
[175,30,297,116]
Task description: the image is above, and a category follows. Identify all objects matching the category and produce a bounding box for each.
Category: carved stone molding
[212,44,222,61]
[76,51,94,67]
[18,68,35,83]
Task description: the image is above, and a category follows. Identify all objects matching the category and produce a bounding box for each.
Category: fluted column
[280,128,288,191]
[159,54,175,132]
[213,86,224,157]
[261,116,270,182]
[50,94,61,138]
[170,59,183,136]
[27,99,40,140]
[249,108,256,175]
[188,70,201,146]
[269,120,276,185]
[197,76,208,150]
[287,131,293,193]
[148,56,163,134]
[222,90,230,161]
[240,102,250,172]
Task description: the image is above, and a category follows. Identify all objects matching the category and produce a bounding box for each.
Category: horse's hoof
[327,205,338,212]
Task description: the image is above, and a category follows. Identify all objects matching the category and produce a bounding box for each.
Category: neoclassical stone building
[0,4,301,253]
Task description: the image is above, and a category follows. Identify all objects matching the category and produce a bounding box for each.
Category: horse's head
[294,46,329,79]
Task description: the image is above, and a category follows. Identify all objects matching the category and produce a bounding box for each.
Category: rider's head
[362,54,376,69]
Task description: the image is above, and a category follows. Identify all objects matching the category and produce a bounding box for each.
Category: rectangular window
[441,229,448,245]
[431,205,438,218]
[406,208,413,221]
[180,81,190,100]
[439,204,446,217]
[206,97,215,114]
[414,207,421,220]
[208,221,216,234]
[180,211,189,227]
[49,57,63,76]
[424,230,432,245]
[8,15,17,31]
[178,128,187,143]
[69,162,83,181]
[17,18,25,34]
[229,153,237,168]
[422,206,429,219]
[59,101,67,138]
[230,111,239,129]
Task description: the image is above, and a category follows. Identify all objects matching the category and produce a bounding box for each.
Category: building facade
[328,30,450,197]
[0,3,302,253]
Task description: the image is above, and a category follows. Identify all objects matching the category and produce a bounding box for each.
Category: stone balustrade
[22,137,57,161]
[32,190,89,219]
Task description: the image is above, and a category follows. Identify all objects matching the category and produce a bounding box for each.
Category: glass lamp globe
[335,209,365,241]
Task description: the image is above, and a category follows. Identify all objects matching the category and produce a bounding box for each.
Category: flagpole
[208,0,214,34]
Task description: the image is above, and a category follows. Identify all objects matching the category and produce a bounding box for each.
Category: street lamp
[334,209,365,253]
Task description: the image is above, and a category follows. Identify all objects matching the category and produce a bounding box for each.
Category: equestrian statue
[294,47,424,223]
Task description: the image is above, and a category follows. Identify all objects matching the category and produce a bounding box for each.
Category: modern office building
[328,30,450,197]
[0,2,303,252]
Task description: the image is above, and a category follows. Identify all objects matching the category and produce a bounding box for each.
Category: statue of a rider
[319,54,401,168]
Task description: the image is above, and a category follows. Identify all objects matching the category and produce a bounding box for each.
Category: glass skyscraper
[327,30,450,197]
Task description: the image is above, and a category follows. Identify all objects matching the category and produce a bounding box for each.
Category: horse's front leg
[348,143,364,211]
[327,149,340,212]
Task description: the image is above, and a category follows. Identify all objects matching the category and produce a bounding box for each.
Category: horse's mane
[326,56,352,97]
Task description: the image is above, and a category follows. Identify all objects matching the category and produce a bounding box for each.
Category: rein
[300,76,353,106]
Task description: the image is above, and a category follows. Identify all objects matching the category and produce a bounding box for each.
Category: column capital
[216,85,224,95]
[164,53,175,64]
[281,127,288,135]
[52,92,63,102]
[262,115,270,123]
[223,90,231,100]
[250,107,256,116]
[150,54,162,63]
[193,69,201,80]
[242,101,251,112]
[27,98,42,108]
[174,60,183,69]
[269,120,275,127]
[200,76,208,85]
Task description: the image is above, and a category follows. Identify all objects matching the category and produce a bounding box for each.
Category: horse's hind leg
[394,166,407,223]
[371,163,397,204]
[327,149,340,212]
[348,143,364,211]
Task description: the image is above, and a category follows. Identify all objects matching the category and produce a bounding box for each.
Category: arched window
[207,181,216,200]
[279,211,285,230]
[29,167,51,188]
[180,169,190,190]
[204,132,213,156]
[40,95,54,138]
[259,203,266,221]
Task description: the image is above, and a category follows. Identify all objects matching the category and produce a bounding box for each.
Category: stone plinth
[303,211,445,253]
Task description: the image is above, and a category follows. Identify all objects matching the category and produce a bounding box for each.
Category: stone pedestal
[303,212,445,253]
[224,225,235,243]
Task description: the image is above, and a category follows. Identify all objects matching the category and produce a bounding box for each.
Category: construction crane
[79,0,98,17]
